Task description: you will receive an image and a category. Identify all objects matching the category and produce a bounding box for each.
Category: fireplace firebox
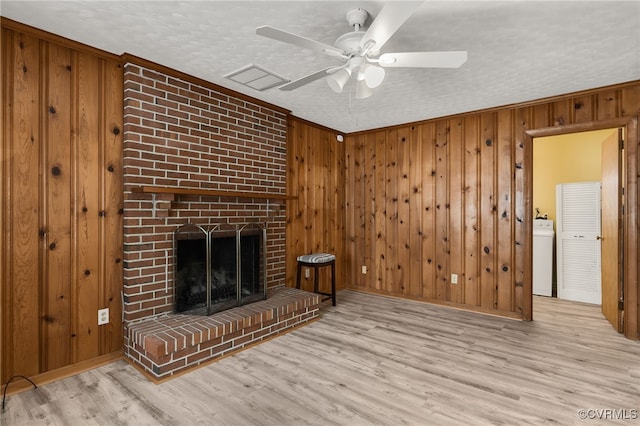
[174,223,267,315]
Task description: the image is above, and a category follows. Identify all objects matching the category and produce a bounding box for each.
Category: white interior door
[556,182,602,304]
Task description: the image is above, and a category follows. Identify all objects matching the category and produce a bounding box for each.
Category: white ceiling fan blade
[379,51,468,68]
[257,25,345,57]
[360,1,424,54]
[279,67,334,91]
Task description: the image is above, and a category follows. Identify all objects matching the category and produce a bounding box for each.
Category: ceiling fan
[256,1,467,99]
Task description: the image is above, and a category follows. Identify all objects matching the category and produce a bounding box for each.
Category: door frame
[523,116,638,340]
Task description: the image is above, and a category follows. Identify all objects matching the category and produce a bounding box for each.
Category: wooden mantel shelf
[130,186,297,200]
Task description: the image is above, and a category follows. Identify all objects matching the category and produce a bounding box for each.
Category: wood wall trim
[347,80,640,137]
[130,185,297,200]
[350,288,523,320]
[289,114,343,135]
[0,17,121,62]
[524,117,633,138]
[625,117,639,339]
[0,26,6,389]
[121,53,291,115]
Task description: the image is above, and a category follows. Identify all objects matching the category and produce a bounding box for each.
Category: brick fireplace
[121,58,319,380]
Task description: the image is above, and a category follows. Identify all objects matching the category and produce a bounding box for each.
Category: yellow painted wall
[533,128,617,223]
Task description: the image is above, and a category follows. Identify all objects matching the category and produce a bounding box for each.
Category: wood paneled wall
[345,84,640,332]
[343,113,524,318]
[1,21,124,385]
[285,118,346,294]
[287,82,640,339]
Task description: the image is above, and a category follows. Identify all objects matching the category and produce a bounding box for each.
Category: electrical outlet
[98,308,109,325]
[361,265,367,274]
[304,268,310,279]
[451,274,458,284]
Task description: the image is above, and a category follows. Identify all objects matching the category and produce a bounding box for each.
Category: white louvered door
[556,182,602,304]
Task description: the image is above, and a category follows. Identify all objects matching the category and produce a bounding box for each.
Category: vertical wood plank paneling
[101,59,124,354]
[291,81,639,338]
[335,133,346,290]
[303,125,313,259]
[532,104,550,129]
[596,90,620,120]
[374,130,386,291]
[421,123,436,299]
[621,86,640,338]
[621,85,640,116]
[0,27,6,384]
[396,127,411,295]
[75,52,101,362]
[343,133,356,288]
[353,134,366,288]
[408,125,423,297]
[449,119,464,303]
[301,123,314,290]
[464,115,480,306]
[573,95,595,123]
[326,131,335,254]
[2,23,125,383]
[513,107,530,318]
[480,113,497,309]
[309,126,321,253]
[552,99,572,126]
[323,129,337,293]
[315,128,329,293]
[496,109,514,311]
[385,129,399,293]
[434,121,449,300]
[291,122,305,285]
[622,116,638,339]
[43,42,73,370]
[6,32,42,379]
[285,121,298,288]
[286,118,346,293]
[323,130,334,257]
[364,133,376,289]
[302,125,312,261]
[315,127,324,270]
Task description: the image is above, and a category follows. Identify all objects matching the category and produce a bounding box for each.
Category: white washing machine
[533,219,554,296]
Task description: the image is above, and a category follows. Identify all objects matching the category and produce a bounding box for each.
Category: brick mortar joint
[131,302,319,358]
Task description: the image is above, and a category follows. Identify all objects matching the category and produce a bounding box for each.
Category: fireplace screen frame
[174,222,267,315]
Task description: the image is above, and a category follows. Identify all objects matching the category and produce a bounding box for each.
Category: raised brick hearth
[121,58,300,378]
[127,287,319,380]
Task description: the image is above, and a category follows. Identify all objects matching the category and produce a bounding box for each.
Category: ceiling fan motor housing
[346,8,368,28]
[334,31,366,55]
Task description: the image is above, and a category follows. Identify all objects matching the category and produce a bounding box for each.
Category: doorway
[524,117,637,337]
[532,128,618,302]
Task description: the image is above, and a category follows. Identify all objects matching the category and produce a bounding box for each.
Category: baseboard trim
[2,351,123,396]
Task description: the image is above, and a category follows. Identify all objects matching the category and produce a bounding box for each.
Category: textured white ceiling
[2,1,639,133]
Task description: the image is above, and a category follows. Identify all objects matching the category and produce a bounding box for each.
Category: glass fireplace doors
[174,223,267,315]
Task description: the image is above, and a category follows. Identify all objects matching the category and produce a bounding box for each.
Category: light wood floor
[2,291,639,425]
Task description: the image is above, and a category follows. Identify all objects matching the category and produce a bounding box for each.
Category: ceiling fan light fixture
[327,68,351,93]
[361,63,385,89]
[355,72,373,99]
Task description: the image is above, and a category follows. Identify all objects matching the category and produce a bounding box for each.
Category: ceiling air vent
[224,64,289,91]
